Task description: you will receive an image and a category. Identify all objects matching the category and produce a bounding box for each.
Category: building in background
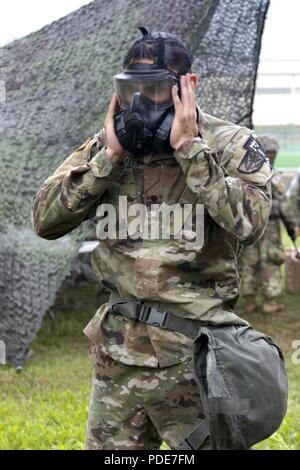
[253,59,300,171]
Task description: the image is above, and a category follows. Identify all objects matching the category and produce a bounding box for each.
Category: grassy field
[275,152,300,171]
[0,284,101,450]
[0,232,299,450]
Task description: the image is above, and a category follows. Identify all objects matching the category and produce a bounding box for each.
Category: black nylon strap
[177,418,210,450]
[208,397,250,415]
[156,36,166,69]
[108,290,201,339]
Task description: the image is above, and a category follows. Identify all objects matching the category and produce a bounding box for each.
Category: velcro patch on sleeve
[238,136,271,174]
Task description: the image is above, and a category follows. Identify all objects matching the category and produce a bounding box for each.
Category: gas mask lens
[114,74,177,110]
[113,67,179,155]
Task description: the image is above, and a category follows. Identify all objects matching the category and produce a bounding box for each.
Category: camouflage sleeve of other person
[173,132,272,245]
[297,174,300,211]
[31,129,123,239]
[273,173,298,237]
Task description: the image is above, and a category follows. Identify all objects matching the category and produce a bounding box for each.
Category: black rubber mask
[114,63,179,155]
[114,26,193,155]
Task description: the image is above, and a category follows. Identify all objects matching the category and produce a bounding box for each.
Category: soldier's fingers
[109,93,119,115]
[186,74,195,106]
[172,84,182,112]
[105,93,117,126]
[180,75,189,109]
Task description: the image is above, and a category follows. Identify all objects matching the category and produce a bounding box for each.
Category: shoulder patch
[238,136,271,174]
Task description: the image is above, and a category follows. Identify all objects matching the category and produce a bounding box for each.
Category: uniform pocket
[88,343,100,366]
[83,302,111,344]
[162,164,197,206]
[267,245,285,265]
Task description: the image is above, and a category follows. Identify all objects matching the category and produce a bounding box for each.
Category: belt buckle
[139,304,167,328]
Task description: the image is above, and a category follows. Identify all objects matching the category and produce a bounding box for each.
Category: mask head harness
[114,27,193,155]
[128,26,193,77]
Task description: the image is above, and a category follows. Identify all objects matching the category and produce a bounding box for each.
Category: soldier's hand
[170,74,199,151]
[295,227,300,238]
[104,93,127,164]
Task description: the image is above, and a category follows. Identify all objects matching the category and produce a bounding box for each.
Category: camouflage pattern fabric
[240,227,283,299]
[297,173,300,213]
[85,344,210,450]
[241,170,297,299]
[0,0,270,368]
[32,105,272,368]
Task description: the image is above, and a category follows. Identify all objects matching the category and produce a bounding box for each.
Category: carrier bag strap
[177,417,210,450]
[108,290,201,338]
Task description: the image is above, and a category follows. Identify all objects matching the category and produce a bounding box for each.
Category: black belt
[107,290,202,339]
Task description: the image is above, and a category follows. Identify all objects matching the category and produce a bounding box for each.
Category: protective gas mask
[114,63,180,155]
[113,27,192,156]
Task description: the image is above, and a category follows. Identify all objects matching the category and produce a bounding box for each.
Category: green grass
[240,293,300,450]
[0,236,300,449]
[235,227,300,450]
[0,352,91,450]
[275,152,300,171]
[0,283,104,450]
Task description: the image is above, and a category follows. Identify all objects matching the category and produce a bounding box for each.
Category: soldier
[32,29,272,450]
[241,134,300,314]
[297,170,300,213]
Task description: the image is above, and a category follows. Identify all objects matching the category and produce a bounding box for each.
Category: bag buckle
[139,304,168,328]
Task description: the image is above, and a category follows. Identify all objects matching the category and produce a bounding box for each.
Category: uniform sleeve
[31,131,123,240]
[272,174,298,238]
[297,175,300,211]
[173,132,272,245]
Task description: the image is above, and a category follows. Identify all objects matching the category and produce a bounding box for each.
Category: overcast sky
[0,0,92,46]
[259,0,300,64]
[0,0,299,63]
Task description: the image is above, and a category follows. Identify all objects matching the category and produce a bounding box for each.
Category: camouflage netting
[0,0,270,367]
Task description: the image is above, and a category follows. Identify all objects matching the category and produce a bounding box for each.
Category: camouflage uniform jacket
[257,169,298,263]
[32,105,272,367]
[270,170,296,223]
